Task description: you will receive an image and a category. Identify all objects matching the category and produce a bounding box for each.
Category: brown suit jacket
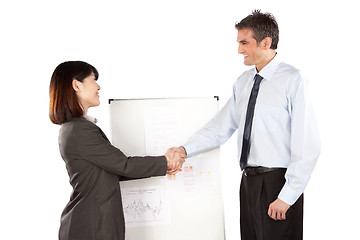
[58,117,167,240]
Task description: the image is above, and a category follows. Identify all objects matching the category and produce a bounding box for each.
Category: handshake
[164,146,187,175]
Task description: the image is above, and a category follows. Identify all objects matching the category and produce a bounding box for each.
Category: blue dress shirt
[183,54,321,205]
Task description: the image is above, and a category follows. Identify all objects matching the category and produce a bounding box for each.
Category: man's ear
[261,37,273,50]
[72,79,81,93]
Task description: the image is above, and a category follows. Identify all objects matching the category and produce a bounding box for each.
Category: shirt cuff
[278,184,302,206]
[182,142,197,158]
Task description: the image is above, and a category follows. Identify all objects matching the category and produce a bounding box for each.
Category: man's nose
[238,44,244,54]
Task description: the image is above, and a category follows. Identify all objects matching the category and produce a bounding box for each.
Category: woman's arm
[75,120,168,178]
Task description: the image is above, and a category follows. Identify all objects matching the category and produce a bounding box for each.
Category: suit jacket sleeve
[75,120,167,178]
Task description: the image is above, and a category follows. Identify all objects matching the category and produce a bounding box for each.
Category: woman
[49,61,184,240]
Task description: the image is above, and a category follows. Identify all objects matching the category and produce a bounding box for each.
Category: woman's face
[73,72,101,113]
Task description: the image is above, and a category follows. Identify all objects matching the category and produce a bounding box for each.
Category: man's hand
[268,198,290,220]
[168,146,187,159]
[165,147,186,175]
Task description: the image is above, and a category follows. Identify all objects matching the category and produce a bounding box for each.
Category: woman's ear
[72,79,81,93]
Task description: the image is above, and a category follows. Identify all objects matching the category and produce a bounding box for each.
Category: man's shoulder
[278,61,301,74]
[240,67,256,77]
[234,68,255,84]
[276,61,308,88]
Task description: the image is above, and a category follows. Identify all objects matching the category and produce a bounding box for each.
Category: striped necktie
[240,74,263,170]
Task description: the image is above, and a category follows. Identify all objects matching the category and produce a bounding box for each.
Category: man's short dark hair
[235,10,279,50]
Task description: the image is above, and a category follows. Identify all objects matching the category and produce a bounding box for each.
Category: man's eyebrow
[239,40,249,44]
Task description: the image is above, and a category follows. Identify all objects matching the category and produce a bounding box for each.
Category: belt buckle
[244,167,253,176]
[244,167,260,176]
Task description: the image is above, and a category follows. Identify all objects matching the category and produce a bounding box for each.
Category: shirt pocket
[254,104,282,133]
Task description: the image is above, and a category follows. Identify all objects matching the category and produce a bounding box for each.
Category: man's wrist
[179,146,187,156]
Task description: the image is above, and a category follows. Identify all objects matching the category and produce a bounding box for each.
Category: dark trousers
[240,168,304,240]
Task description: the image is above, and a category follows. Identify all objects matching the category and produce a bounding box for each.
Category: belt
[243,167,285,176]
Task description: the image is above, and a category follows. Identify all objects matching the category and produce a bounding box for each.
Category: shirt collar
[253,53,281,81]
[83,114,98,124]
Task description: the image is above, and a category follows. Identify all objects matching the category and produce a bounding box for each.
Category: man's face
[237,28,266,69]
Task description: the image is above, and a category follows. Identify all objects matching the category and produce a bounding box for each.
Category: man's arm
[269,73,321,220]
[180,84,240,157]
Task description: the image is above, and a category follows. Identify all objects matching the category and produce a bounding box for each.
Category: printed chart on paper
[121,185,171,228]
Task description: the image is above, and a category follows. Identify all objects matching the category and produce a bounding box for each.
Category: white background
[1,0,359,239]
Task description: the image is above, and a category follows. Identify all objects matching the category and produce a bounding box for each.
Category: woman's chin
[90,101,101,108]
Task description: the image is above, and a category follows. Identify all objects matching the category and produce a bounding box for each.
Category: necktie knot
[254,74,263,86]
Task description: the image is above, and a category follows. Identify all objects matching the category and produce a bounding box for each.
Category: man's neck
[256,51,277,72]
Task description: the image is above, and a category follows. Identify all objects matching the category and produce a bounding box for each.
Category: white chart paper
[144,107,181,155]
[121,185,171,228]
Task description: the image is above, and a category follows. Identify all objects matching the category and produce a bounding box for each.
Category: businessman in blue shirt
[170,10,320,240]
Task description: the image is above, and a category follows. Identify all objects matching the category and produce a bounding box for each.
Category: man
[171,10,320,239]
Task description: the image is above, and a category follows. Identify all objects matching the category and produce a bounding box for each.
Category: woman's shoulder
[60,117,98,138]
[63,117,95,127]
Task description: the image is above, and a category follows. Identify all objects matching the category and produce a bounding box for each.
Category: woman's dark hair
[49,61,99,125]
[235,9,279,50]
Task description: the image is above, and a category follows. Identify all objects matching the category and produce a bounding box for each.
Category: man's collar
[253,53,281,81]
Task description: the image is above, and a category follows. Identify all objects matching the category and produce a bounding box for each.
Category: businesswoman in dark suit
[49,61,184,240]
